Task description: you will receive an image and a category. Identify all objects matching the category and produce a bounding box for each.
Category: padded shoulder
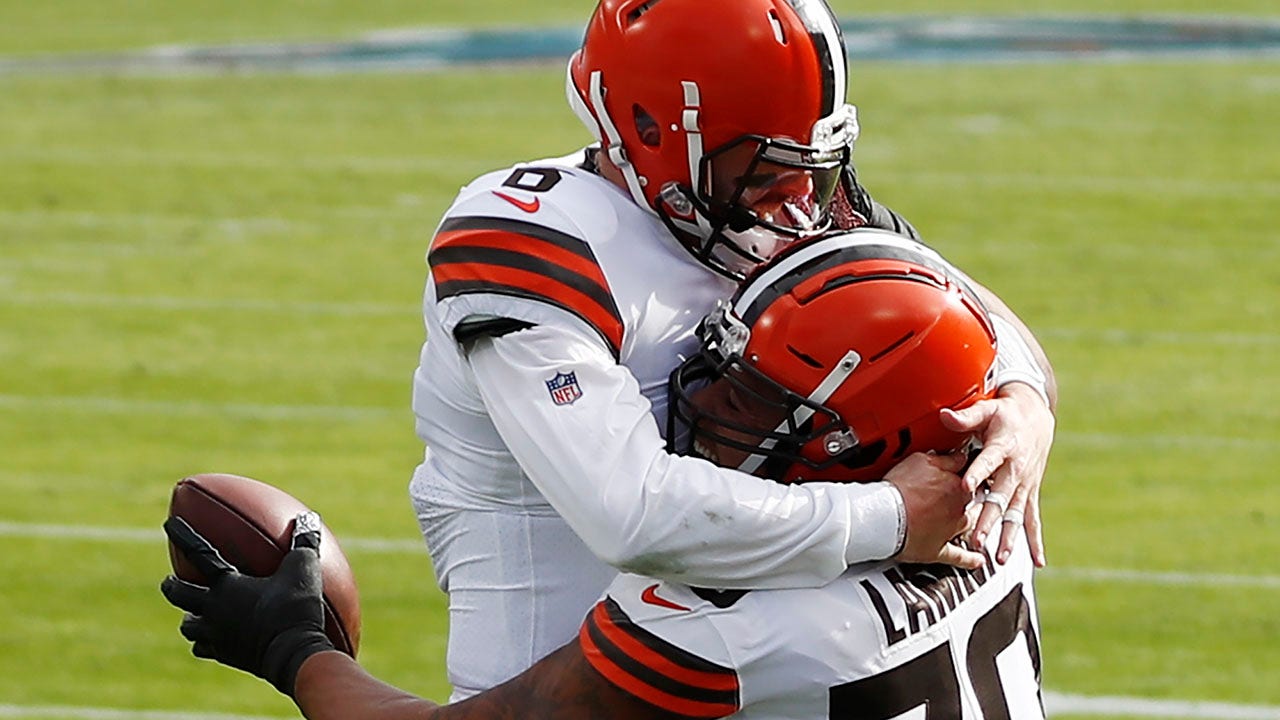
[428,162,631,357]
[579,596,742,719]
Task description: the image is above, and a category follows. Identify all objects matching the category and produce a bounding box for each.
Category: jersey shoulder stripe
[428,215,624,356]
[579,597,740,718]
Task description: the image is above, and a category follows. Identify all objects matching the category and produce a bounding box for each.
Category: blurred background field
[1,1,1277,718]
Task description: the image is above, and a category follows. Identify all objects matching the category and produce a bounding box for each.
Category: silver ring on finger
[981,490,1010,514]
[1002,508,1025,527]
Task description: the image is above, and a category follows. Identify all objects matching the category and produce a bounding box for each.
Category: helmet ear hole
[767,10,788,44]
[835,438,888,471]
[626,0,662,25]
[891,428,912,460]
[634,104,661,147]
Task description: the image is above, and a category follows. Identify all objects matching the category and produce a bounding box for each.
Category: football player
[163,229,1043,718]
[410,0,1055,699]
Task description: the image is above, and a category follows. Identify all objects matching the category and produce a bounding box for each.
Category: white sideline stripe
[0,207,427,230]
[0,521,425,553]
[0,291,413,316]
[2,520,1278,589]
[883,170,1280,199]
[0,692,1278,720]
[1043,692,1280,719]
[2,146,1277,198]
[0,395,399,422]
[0,706,290,720]
[0,146,482,173]
[1039,327,1280,347]
[0,209,298,231]
[2,292,1278,348]
[1056,431,1279,452]
[0,395,1275,451]
[1039,566,1280,590]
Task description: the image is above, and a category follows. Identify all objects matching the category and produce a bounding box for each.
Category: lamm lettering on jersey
[860,545,1000,646]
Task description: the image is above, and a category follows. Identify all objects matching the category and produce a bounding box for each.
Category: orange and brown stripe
[579,597,740,718]
[429,216,624,356]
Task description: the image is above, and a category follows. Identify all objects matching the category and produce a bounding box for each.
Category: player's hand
[885,452,984,569]
[941,382,1055,567]
[160,513,335,696]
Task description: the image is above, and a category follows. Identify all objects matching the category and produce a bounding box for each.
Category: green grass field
[1,2,1278,718]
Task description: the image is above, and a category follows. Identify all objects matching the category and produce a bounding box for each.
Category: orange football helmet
[567,0,859,278]
[668,229,999,483]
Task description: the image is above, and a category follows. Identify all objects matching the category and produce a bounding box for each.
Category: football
[167,472,361,657]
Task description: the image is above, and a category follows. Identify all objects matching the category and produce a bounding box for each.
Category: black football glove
[160,513,335,696]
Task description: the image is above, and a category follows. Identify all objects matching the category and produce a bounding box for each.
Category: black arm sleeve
[454,317,536,347]
[840,166,923,242]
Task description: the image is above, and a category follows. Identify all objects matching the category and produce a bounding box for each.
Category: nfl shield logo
[546,371,583,406]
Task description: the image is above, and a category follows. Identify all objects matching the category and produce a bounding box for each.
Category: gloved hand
[160,512,335,696]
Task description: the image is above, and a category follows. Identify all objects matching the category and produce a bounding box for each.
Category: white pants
[411,473,617,701]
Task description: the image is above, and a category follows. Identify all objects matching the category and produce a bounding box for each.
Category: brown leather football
[167,473,361,657]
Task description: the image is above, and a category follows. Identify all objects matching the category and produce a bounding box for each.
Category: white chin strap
[566,66,650,210]
[567,63,718,238]
[679,82,714,238]
[717,226,794,275]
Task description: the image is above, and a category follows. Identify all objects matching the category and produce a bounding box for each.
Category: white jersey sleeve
[989,313,1051,406]
[428,161,628,357]
[467,321,906,588]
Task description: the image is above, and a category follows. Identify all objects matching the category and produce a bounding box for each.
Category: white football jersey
[410,150,907,698]
[583,534,1042,720]
[414,151,732,511]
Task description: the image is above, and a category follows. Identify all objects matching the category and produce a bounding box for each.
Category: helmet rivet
[840,357,856,370]
[659,182,693,216]
[824,430,856,456]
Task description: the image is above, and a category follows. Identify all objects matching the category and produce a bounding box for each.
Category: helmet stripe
[733,230,951,323]
[787,0,848,115]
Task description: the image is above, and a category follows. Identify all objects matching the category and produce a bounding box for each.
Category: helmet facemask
[656,104,860,280]
[667,301,871,481]
[666,232,1002,485]
[567,0,862,279]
